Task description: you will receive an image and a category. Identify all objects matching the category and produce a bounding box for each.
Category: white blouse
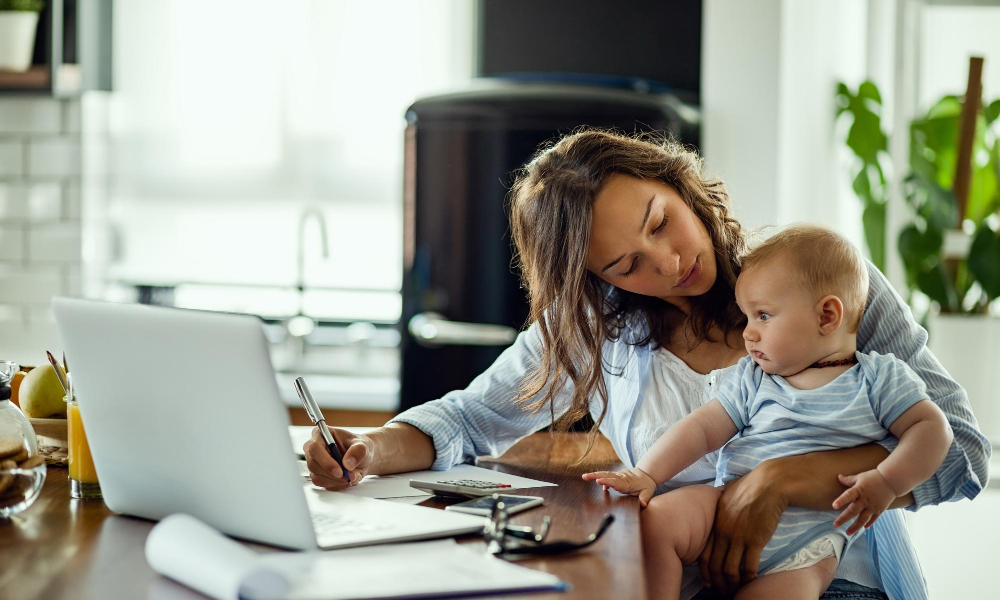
[629,347,732,493]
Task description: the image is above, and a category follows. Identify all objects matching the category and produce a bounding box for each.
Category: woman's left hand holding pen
[303,427,374,490]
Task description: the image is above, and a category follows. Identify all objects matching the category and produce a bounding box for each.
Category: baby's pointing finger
[832,487,858,510]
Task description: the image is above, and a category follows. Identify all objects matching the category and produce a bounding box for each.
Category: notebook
[52,297,485,550]
[147,514,567,600]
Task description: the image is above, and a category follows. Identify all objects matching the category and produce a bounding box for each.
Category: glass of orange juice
[66,396,101,499]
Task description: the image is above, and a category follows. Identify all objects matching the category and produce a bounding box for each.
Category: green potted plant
[837,62,1000,442]
[901,94,1000,315]
[0,0,44,72]
[835,81,889,272]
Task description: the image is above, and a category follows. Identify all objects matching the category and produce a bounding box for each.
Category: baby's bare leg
[641,484,722,600]
[734,556,838,600]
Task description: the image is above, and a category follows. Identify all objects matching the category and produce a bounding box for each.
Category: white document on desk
[146,513,567,600]
[310,463,558,499]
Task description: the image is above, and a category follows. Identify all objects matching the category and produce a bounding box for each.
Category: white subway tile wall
[0,98,62,134]
[0,97,105,365]
[27,137,82,177]
[0,264,63,304]
[0,141,23,177]
[0,226,24,261]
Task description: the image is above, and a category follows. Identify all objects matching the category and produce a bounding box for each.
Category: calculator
[409,478,516,498]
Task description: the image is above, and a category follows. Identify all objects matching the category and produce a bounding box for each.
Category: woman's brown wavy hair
[509,128,748,453]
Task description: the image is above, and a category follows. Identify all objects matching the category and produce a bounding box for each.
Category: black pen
[294,376,350,481]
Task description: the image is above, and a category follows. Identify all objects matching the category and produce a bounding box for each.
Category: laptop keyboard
[311,512,395,536]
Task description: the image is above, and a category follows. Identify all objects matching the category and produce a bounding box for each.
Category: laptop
[51,297,485,550]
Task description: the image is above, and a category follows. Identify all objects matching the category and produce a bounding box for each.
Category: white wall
[701,0,782,233]
[702,0,868,248]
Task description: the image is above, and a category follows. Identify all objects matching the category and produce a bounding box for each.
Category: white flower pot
[927,313,1000,443]
[0,11,40,72]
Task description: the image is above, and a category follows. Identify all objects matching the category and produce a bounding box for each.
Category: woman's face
[586,174,717,310]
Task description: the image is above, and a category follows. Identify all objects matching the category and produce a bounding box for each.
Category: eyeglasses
[483,495,615,557]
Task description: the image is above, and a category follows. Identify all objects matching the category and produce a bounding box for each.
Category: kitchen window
[98,0,476,324]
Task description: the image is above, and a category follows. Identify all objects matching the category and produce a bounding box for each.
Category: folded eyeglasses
[483,495,615,557]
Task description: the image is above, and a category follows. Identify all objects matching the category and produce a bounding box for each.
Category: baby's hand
[832,469,897,535]
[582,468,657,507]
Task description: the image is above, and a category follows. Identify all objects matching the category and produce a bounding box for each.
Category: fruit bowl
[0,456,46,518]
[28,416,68,446]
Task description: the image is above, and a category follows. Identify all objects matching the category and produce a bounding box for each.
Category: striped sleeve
[388,323,572,470]
[863,352,929,429]
[858,260,991,509]
[713,355,760,431]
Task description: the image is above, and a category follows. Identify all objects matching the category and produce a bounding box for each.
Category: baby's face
[734,259,822,376]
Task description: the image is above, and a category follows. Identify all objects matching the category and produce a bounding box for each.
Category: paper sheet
[145,514,566,600]
[309,462,559,499]
[145,513,288,600]
[262,539,566,600]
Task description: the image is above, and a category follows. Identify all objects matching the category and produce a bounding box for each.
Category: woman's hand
[832,469,896,534]
[303,427,375,490]
[698,461,787,594]
[582,467,657,507]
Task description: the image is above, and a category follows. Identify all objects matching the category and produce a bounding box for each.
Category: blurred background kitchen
[0,1,998,594]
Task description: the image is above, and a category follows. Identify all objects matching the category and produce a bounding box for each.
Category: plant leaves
[926,96,962,120]
[862,201,886,272]
[968,225,1000,300]
[847,109,887,163]
[898,224,942,269]
[858,81,882,105]
[966,157,998,224]
[835,82,851,117]
[986,99,1000,124]
[916,262,959,312]
[906,171,959,230]
[853,169,872,200]
[912,114,960,189]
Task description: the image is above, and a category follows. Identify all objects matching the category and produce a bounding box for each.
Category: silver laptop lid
[52,297,318,550]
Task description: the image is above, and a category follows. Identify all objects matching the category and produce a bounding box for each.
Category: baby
[583,224,954,600]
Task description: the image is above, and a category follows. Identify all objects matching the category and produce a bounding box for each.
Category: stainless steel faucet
[288,207,330,340]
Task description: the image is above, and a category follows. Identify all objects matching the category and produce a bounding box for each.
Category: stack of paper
[146,514,567,600]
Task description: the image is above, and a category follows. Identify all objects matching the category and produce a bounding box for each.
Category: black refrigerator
[400,80,699,411]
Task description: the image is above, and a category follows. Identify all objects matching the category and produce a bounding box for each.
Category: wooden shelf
[0,66,49,90]
[0,0,111,96]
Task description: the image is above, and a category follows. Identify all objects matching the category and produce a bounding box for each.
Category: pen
[293,376,351,481]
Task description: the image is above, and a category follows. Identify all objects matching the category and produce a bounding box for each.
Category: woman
[304,129,990,600]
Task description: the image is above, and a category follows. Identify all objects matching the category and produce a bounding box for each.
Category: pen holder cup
[66,398,101,499]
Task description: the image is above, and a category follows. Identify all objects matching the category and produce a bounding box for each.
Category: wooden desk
[0,433,645,600]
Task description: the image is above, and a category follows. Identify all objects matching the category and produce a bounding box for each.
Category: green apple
[19,364,67,418]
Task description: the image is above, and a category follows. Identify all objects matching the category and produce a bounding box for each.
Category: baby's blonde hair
[742,224,869,333]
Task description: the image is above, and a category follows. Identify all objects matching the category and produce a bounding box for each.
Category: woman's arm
[858,260,991,506]
[831,400,953,532]
[697,443,912,594]
[388,324,573,470]
[304,422,436,489]
[305,323,570,489]
[771,443,913,510]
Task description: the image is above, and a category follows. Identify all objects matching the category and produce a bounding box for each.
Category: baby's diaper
[766,534,845,575]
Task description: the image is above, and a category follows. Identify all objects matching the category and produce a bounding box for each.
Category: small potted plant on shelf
[0,0,44,72]
[838,57,1000,442]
